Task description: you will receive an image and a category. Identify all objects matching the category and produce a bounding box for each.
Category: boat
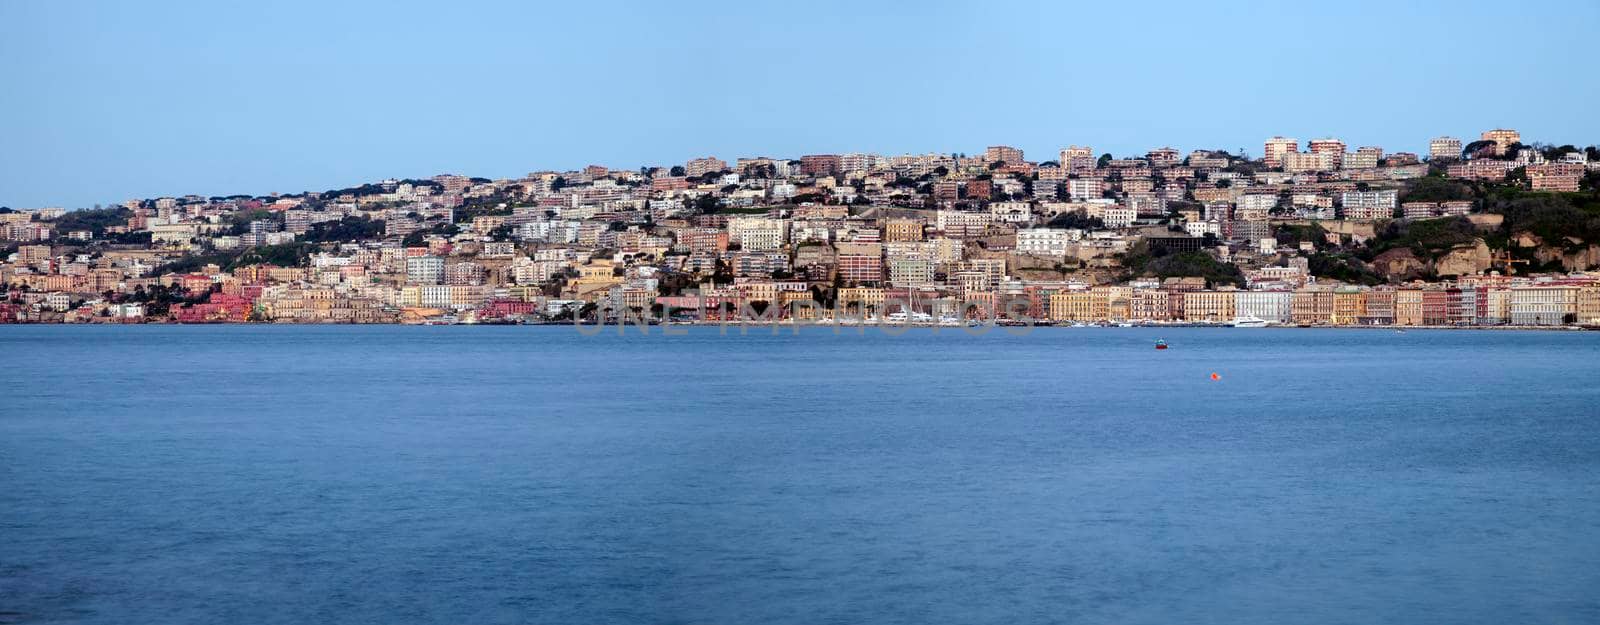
[1155,339,1169,350]
[1230,315,1271,328]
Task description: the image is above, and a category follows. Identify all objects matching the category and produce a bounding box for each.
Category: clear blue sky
[2,0,1596,208]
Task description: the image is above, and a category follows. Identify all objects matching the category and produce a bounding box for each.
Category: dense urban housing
[4,129,1600,327]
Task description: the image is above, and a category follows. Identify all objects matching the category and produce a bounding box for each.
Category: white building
[1429,136,1462,160]
[988,201,1033,224]
[1102,207,1136,229]
[1184,220,1222,238]
[1340,190,1398,220]
[1235,291,1292,322]
[1066,178,1102,201]
[1510,286,1577,325]
[886,256,935,288]
[728,217,787,251]
[406,255,445,285]
[1015,228,1072,258]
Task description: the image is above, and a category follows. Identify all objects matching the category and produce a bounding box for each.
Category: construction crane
[1490,249,1529,275]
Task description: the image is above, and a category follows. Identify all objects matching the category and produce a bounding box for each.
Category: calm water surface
[2,325,1598,624]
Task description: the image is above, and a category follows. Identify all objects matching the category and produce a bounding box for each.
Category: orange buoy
[1210,372,1221,381]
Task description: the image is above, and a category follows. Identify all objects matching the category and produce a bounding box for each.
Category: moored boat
[1230,315,1271,328]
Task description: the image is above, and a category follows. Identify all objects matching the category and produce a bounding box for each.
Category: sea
[2,325,1598,625]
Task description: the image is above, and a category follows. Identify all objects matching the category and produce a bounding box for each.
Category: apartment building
[1015,228,1073,259]
[405,255,445,285]
[1529,163,1583,192]
[1480,129,1521,156]
[1178,291,1234,322]
[836,242,884,284]
[1429,136,1462,160]
[883,218,925,242]
[1341,190,1399,220]
[984,145,1024,165]
[727,217,787,251]
[1263,136,1299,168]
[1510,286,1577,325]
[1235,290,1292,322]
[1308,138,1347,169]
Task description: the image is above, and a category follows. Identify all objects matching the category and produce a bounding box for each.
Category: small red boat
[1155,339,1169,350]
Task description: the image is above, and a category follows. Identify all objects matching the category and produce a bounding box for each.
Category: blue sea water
[2,325,1599,625]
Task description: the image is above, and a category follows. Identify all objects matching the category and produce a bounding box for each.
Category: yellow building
[1291,288,1335,325]
[1577,286,1600,325]
[1097,286,1131,322]
[882,218,925,242]
[1394,289,1424,326]
[1331,289,1367,325]
[1049,290,1106,322]
[1183,291,1236,322]
[837,287,885,315]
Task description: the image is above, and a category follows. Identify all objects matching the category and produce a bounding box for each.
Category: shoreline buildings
[4,130,1600,326]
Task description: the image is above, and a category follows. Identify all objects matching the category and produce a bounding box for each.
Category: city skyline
[4,0,1598,208]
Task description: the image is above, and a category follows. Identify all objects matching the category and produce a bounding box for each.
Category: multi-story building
[1237,193,1279,219]
[1102,207,1137,228]
[935,210,991,238]
[1283,151,1336,173]
[1183,291,1236,322]
[1308,138,1347,169]
[882,218,925,243]
[1331,288,1367,325]
[1429,136,1462,160]
[1577,286,1600,325]
[405,255,445,285]
[1447,159,1518,181]
[1263,136,1299,168]
[1341,190,1398,220]
[1480,129,1521,156]
[1129,289,1171,321]
[444,261,486,286]
[988,201,1032,224]
[1015,228,1073,259]
[799,154,840,177]
[1343,147,1383,170]
[1066,178,1102,201]
[1291,288,1335,324]
[1529,163,1584,192]
[838,153,877,174]
[886,256,934,288]
[1510,286,1576,325]
[1234,291,1291,322]
[727,217,787,251]
[984,145,1024,165]
[836,242,884,284]
[1146,147,1180,167]
[1048,289,1106,322]
[684,156,728,177]
[1363,289,1396,324]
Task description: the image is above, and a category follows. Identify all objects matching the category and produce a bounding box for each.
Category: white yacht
[1230,316,1271,328]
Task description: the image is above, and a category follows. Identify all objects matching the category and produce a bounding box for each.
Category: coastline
[5,320,1592,331]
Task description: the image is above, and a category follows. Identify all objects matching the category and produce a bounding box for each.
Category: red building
[836,253,884,284]
[172,293,254,323]
[481,300,537,318]
[965,179,993,201]
[1421,290,1449,325]
[799,154,840,177]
